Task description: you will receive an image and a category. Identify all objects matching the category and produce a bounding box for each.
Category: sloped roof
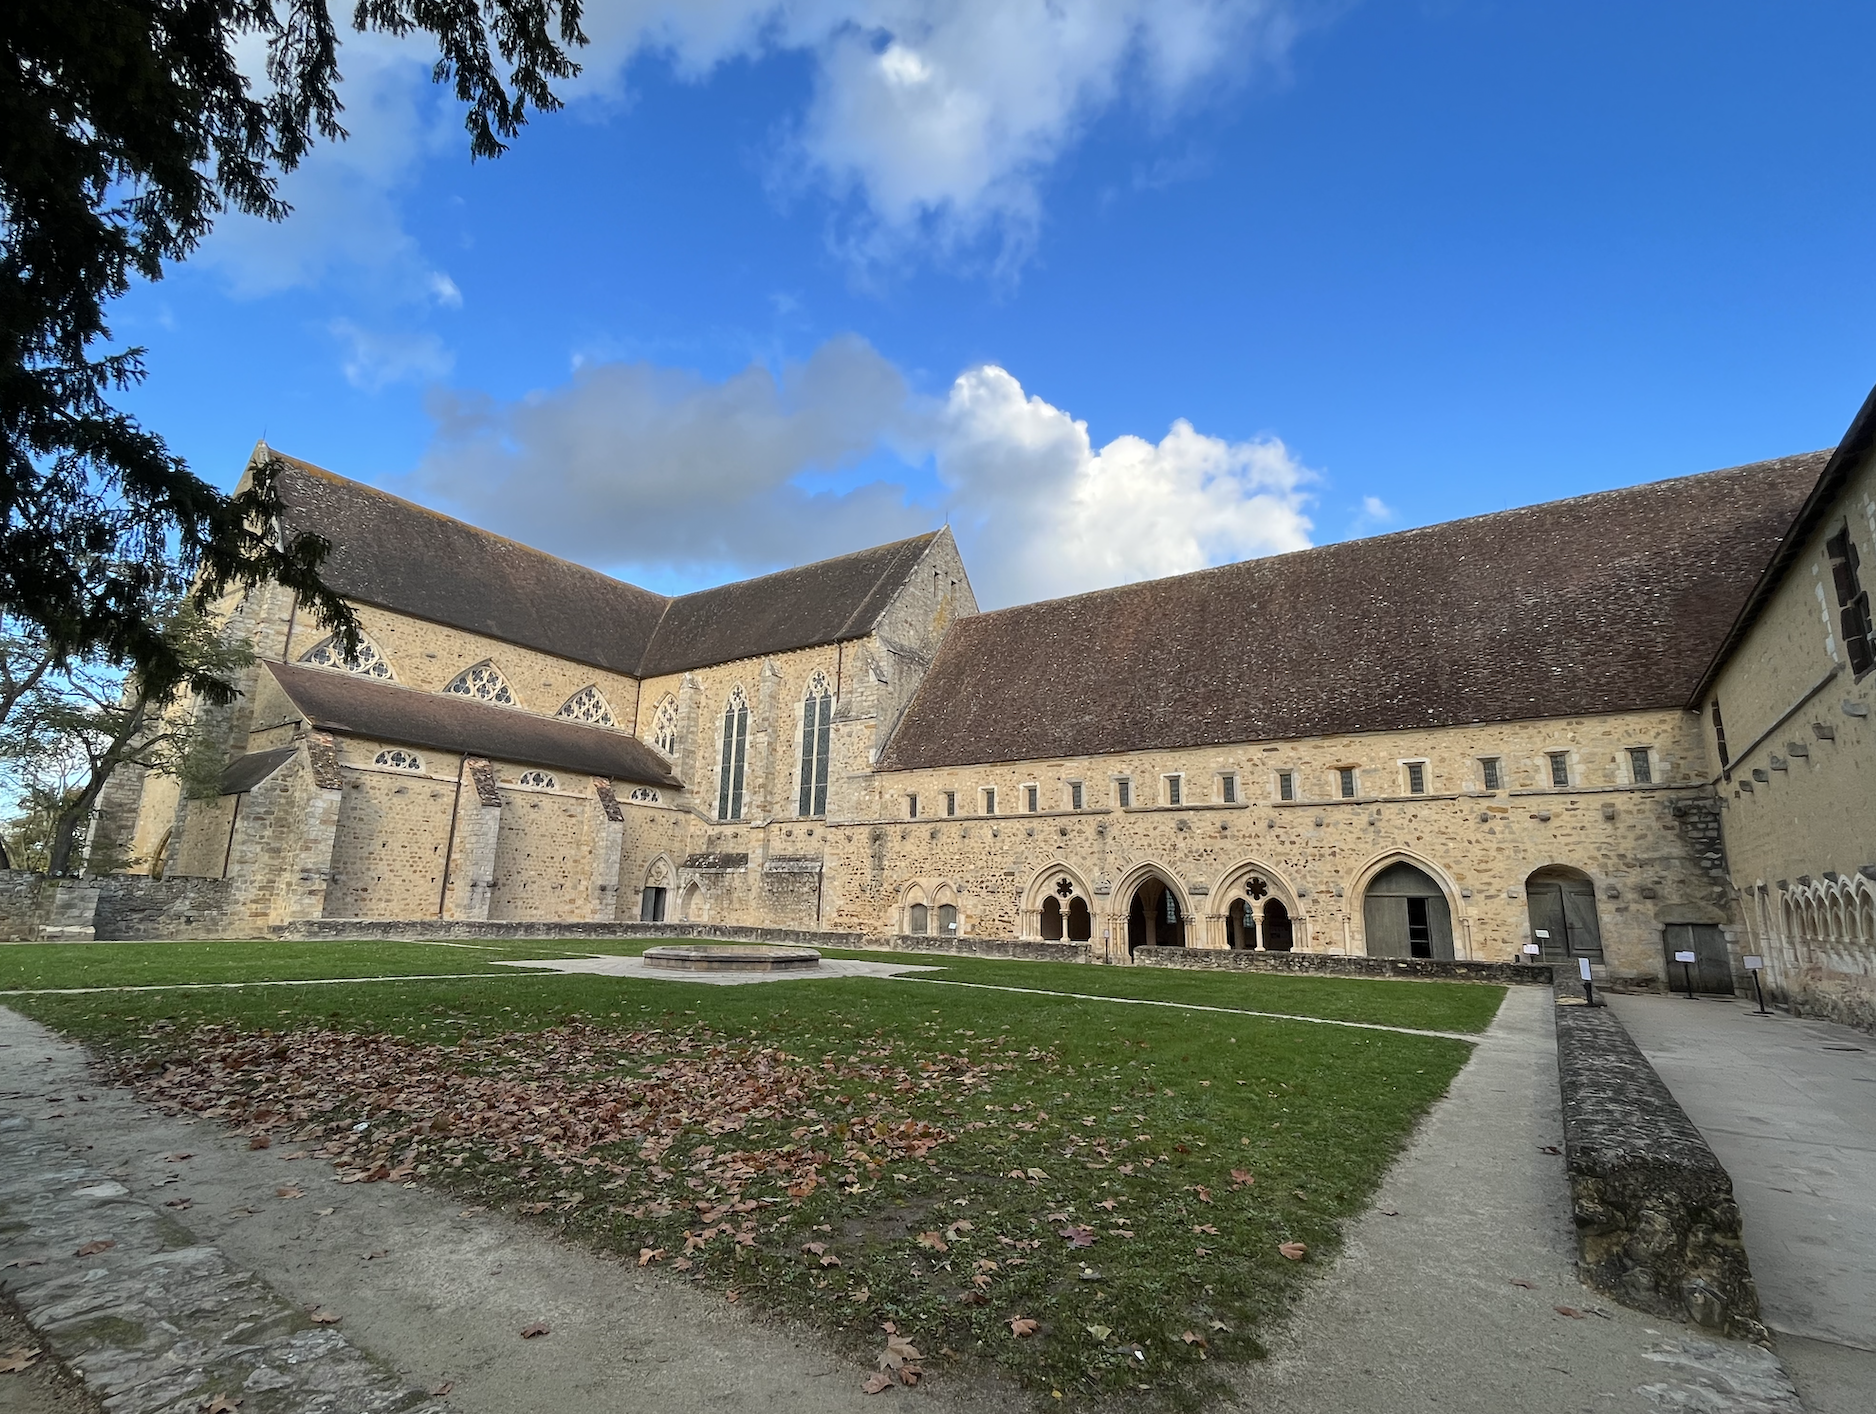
[637,533,939,677]
[264,662,681,786]
[878,452,1829,771]
[267,453,669,675]
[263,451,941,679]
[218,746,298,796]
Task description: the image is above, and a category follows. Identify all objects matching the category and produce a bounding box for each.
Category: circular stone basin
[642,944,822,973]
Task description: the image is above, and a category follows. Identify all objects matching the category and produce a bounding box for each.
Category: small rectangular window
[1025,783,1039,813]
[1628,747,1652,784]
[1069,780,1084,810]
[1407,761,1426,795]
[1711,701,1729,768]
[1481,757,1502,791]
[1548,752,1570,788]
[1164,775,1182,806]
[1338,767,1357,799]
[1278,771,1295,801]
[1826,525,1875,676]
[907,793,919,819]
[983,787,996,815]
[1116,778,1132,808]
[944,790,957,817]
[1221,774,1237,804]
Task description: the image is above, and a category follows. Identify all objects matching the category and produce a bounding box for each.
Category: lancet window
[798,672,833,817]
[717,687,749,821]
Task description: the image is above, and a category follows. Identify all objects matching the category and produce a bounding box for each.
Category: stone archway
[1212,861,1305,952]
[679,881,704,922]
[1361,860,1455,960]
[1124,871,1187,952]
[1525,865,1602,960]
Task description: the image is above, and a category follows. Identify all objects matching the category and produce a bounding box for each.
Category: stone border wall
[1553,991,1764,1340]
[1132,946,1554,986]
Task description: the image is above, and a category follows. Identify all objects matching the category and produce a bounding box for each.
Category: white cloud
[929,364,1312,603]
[574,0,1299,265]
[1348,493,1394,535]
[329,320,455,392]
[408,336,1314,605]
[198,28,461,305]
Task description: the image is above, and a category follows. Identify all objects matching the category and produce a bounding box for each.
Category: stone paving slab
[0,1117,443,1414]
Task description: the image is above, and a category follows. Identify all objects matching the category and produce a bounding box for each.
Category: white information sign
[1534,929,1550,939]
[1578,957,1593,981]
[1744,956,1764,971]
[1674,950,1697,964]
[1523,943,1541,955]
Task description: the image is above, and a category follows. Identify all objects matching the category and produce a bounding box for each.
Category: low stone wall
[1132,946,1554,986]
[863,935,1091,965]
[0,870,48,941]
[1553,993,1763,1340]
[93,876,239,940]
[1781,968,1876,1037]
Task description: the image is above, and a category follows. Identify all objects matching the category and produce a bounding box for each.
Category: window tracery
[628,787,661,803]
[300,633,394,679]
[798,671,833,817]
[717,687,749,821]
[373,749,422,772]
[651,694,679,756]
[556,686,617,727]
[445,661,515,705]
[516,770,557,790]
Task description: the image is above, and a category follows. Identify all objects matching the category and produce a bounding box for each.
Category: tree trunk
[46,696,149,877]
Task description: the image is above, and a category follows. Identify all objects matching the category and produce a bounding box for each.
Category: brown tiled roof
[267,452,669,675]
[265,450,941,680]
[218,746,298,795]
[637,533,940,677]
[263,662,681,786]
[878,453,1829,771]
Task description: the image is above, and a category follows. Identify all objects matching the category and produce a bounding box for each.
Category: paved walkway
[1609,993,1876,1414]
[1228,987,1801,1414]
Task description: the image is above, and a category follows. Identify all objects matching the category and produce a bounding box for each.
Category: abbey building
[95,386,1876,1029]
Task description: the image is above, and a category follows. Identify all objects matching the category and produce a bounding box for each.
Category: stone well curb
[1553,990,1766,1342]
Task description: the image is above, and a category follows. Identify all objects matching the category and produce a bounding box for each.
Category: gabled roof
[637,533,940,677]
[1689,383,1876,702]
[266,452,669,676]
[264,662,681,787]
[262,450,943,680]
[878,452,1828,771]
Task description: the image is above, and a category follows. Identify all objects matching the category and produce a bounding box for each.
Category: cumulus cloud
[930,365,1312,603]
[577,0,1299,265]
[410,335,928,574]
[329,320,455,391]
[409,336,1314,605]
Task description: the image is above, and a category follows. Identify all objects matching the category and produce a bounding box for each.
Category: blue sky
[115,0,1875,606]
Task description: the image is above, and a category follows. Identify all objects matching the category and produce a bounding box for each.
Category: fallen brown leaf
[1180,1331,1208,1349]
[1229,1168,1254,1186]
[276,1186,305,1199]
[247,1135,271,1150]
[862,1372,895,1395]
[0,1347,42,1373]
[1194,1185,1212,1203]
[638,1248,665,1267]
[166,1153,193,1162]
[916,1231,948,1253]
[1554,1306,1586,1320]
[74,1240,114,1257]
[1277,1242,1307,1261]
[199,1396,241,1413]
[1009,1317,1040,1338]
[520,1323,550,1339]
[1510,1279,1537,1290]
[308,1309,341,1325]
[431,1381,454,1397]
[165,1198,193,1210]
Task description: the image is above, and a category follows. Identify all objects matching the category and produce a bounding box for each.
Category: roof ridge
[956,451,1834,626]
[660,530,941,609]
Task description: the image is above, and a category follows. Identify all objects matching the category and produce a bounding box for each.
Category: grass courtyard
[0,940,1504,1408]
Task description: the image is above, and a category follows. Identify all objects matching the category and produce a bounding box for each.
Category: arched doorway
[1261,898,1294,951]
[1525,867,1602,960]
[1126,875,1186,952]
[1225,896,1295,950]
[1067,896,1092,942]
[1362,861,1454,959]
[679,881,703,922]
[1041,895,1065,940]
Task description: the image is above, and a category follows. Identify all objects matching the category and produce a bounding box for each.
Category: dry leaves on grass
[0,1347,42,1373]
[873,1328,922,1389]
[1009,1317,1040,1338]
[125,1023,996,1204]
[1277,1242,1307,1261]
[199,1395,241,1413]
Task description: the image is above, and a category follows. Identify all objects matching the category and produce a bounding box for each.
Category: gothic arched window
[556,685,616,727]
[300,633,394,679]
[516,770,557,790]
[444,661,515,705]
[716,687,749,821]
[797,671,834,818]
[373,748,422,772]
[651,694,679,756]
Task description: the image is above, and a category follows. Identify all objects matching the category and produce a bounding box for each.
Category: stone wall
[92,877,237,940]
[0,871,48,941]
[1132,946,1552,986]
[1553,992,1763,1340]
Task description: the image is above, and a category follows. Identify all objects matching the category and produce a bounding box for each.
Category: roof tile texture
[878,453,1829,771]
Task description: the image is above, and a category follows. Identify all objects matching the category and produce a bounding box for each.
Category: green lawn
[1,940,1503,1409]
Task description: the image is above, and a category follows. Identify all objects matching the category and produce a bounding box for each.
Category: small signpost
[1674,948,1698,999]
[1523,941,1541,966]
[1578,955,1599,1007]
[1744,955,1770,1015]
